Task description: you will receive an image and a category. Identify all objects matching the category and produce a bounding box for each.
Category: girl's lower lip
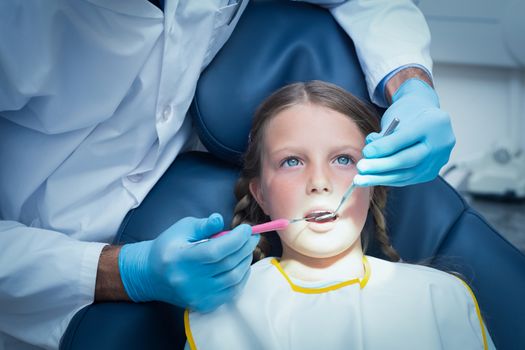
[307,219,337,233]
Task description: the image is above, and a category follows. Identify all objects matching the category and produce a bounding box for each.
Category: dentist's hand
[355,78,455,187]
[118,213,259,313]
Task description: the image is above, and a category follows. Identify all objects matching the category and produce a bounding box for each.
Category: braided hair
[232,81,400,262]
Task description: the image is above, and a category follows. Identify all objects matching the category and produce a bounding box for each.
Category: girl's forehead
[263,103,364,143]
[270,103,353,125]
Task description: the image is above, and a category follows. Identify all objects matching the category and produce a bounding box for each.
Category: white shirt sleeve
[0,221,107,349]
[303,0,433,105]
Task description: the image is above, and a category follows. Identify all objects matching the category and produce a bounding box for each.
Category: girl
[184,81,494,349]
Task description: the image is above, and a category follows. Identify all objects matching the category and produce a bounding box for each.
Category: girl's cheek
[266,183,302,218]
[352,187,371,213]
[266,173,301,196]
[334,167,358,183]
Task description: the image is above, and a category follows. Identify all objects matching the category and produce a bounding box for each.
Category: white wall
[415,0,525,181]
[433,64,525,168]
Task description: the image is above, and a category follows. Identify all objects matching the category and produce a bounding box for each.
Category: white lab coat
[186,256,495,349]
[0,1,431,348]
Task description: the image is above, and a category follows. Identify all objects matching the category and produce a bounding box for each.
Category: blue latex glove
[119,213,259,313]
[355,78,455,187]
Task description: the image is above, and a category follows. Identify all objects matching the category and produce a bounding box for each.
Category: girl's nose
[306,166,332,194]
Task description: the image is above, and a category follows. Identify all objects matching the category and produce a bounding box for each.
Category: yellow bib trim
[270,255,370,294]
[184,308,198,350]
[456,278,489,350]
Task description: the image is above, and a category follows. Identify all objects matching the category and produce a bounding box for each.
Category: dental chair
[61,1,525,349]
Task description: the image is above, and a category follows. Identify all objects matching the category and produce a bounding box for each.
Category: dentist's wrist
[385,66,433,105]
[118,240,155,302]
[95,245,131,302]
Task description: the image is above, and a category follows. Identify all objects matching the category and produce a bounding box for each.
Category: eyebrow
[269,144,362,157]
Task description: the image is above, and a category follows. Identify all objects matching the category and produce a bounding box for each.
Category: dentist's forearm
[385,67,434,105]
[95,245,131,301]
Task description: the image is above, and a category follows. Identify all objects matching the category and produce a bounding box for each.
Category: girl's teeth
[305,211,335,222]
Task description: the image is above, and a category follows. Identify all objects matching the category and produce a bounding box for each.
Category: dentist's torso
[0,0,246,244]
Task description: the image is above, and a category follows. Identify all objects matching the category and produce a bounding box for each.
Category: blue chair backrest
[62,1,525,349]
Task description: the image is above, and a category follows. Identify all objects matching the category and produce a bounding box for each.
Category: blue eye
[281,157,301,168]
[334,155,353,165]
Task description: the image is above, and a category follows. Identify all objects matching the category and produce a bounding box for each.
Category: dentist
[0,0,454,348]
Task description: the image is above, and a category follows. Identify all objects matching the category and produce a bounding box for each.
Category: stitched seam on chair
[466,209,525,257]
[192,101,239,158]
[432,206,525,267]
[437,176,469,207]
[430,206,467,259]
[429,177,469,259]
[114,209,136,244]
[190,100,243,163]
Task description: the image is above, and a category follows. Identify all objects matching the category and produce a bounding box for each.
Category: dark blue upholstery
[191,0,369,163]
[61,1,525,349]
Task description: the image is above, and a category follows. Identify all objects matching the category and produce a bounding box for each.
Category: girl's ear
[249,178,268,215]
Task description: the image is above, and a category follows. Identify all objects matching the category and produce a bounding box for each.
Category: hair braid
[231,177,272,262]
[370,186,400,262]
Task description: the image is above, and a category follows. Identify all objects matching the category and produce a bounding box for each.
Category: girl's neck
[279,244,364,283]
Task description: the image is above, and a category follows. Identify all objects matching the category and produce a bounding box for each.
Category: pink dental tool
[188,216,316,245]
[211,218,291,239]
[211,212,330,238]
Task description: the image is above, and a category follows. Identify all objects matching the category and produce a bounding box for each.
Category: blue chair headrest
[191,0,370,164]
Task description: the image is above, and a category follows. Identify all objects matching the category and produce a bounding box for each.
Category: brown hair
[231,81,400,262]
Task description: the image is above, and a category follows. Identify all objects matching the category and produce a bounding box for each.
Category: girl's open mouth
[304,210,338,223]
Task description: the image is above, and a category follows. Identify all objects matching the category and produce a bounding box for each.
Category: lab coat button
[161,105,172,122]
[127,173,143,183]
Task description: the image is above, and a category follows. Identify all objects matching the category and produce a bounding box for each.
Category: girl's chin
[294,241,361,259]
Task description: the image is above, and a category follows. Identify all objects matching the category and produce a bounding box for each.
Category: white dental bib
[185,256,492,350]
